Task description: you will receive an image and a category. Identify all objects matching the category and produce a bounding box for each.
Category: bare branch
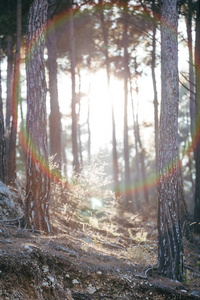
[179,80,196,97]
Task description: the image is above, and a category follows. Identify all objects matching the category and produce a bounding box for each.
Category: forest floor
[0,183,200,299]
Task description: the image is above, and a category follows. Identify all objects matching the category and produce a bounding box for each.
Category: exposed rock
[0,181,23,220]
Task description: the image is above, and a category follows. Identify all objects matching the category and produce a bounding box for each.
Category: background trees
[0,39,6,183]
[47,0,62,174]
[194,0,200,231]
[0,0,199,280]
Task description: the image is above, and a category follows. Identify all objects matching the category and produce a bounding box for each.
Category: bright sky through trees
[0,15,188,161]
[57,67,156,154]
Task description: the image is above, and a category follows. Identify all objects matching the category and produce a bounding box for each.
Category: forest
[0,0,200,299]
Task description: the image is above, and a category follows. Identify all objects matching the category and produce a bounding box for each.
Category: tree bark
[158,0,183,281]
[6,39,13,131]
[123,1,132,208]
[47,1,62,175]
[77,69,83,168]
[186,0,195,137]
[194,0,200,230]
[130,83,140,210]
[5,34,13,183]
[185,0,195,203]
[136,120,149,205]
[25,0,51,233]
[87,94,91,163]
[69,2,80,174]
[0,39,6,183]
[7,0,22,183]
[151,0,159,176]
[98,0,120,198]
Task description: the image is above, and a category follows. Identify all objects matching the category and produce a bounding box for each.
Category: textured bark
[112,105,120,197]
[5,34,13,183]
[69,2,80,174]
[25,0,51,233]
[6,35,13,131]
[123,2,132,208]
[186,0,195,137]
[87,96,91,163]
[131,86,140,210]
[77,69,83,168]
[185,0,195,203]
[194,0,200,229]
[47,0,62,174]
[151,0,159,176]
[130,57,149,209]
[7,0,22,183]
[0,40,6,183]
[99,0,120,198]
[158,0,183,281]
[137,121,149,205]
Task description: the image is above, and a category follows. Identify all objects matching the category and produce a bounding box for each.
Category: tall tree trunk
[130,84,140,210]
[5,34,13,183]
[7,0,22,183]
[136,119,149,205]
[69,2,80,174]
[6,32,13,130]
[0,39,6,183]
[47,0,62,175]
[99,0,120,198]
[158,0,183,281]
[123,1,131,208]
[194,0,200,230]
[186,0,196,137]
[25,0,51,233]
[151,0,159,176]
[77,68,83,167]
[87,94,91,163]
[185,0,195,201]
[62,130,68,177]
[112,105,120,197]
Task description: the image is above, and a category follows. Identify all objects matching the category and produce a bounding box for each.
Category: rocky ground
[0,181,200,299]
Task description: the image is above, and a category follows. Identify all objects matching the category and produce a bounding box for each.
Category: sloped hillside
[0,181,200,299]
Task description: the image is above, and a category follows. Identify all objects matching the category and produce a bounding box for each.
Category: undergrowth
[50,157,116,225]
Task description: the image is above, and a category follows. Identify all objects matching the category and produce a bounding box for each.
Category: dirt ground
[0,185,200,299]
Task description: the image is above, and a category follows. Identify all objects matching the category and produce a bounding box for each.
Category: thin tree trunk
[151,0,159,176]
[185,0,196,201]
[7,0,21,183]
[77,69,83,167]
[6,42,13,130]
[186,0,195,137]
[158,0,183,281]
[98,0,120,198]
[136,119,149,205]
[123,2,132,208]
[194,0,200,230]
[47,1,62,175]
[87,93,91,163]
[0,39,6,183]
[69,2,80,173]
[25,0,51,233]
[62,131,68,178]
[112,105,120,197]
[130,83,140,210]
[5,34,13,183]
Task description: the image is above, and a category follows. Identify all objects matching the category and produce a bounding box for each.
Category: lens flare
[13,3,199,197]
[90,197,103,210]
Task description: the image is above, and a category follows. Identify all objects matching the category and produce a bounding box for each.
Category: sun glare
[57,67,155,156]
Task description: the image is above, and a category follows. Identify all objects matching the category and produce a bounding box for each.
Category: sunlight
[57,68,155,156]
[90,197,103,210]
